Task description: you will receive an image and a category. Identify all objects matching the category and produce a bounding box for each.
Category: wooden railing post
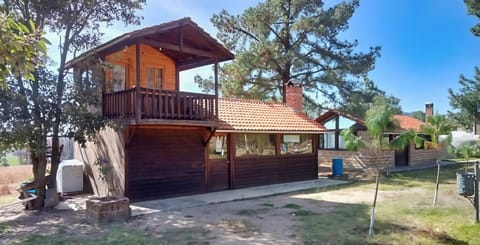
[214,60,219,120]
[102,88,217,122]
[135,41,142,121]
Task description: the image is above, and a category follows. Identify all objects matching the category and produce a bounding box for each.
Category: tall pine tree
[448,67,480,131]
[197,0,380,112]
[465,0,480,36]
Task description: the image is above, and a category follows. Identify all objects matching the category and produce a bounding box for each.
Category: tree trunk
[48,136,62,188]
[432,159,441,207]
[369,166,380,236]
[31,154,47,210]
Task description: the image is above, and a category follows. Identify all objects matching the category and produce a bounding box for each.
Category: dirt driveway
[0,184,393,245]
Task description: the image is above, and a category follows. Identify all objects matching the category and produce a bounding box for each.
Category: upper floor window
[146,67,163,89]
[111,64,126,92]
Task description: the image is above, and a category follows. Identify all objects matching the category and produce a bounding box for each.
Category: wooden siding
[126,127,208,201]
[233,154,318,189]
[73,127,126,197]
[105,44,176,90]
[208,159,229,191]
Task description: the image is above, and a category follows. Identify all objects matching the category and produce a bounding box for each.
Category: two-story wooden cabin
[70,18,324,201]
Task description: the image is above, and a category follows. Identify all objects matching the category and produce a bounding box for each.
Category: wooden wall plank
[105,44,176,90]
[126,127,208,201]
[233,155,317,189]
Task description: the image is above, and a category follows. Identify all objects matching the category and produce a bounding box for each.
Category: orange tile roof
[217,98,325,132]
[392,115,424,132]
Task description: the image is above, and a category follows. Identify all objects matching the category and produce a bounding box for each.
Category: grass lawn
[0,194,18,205]
[14,225,212,245]
[301,163,480,245]
[4,156,21,166]
[15,227,164,245]
[6,162,480,244]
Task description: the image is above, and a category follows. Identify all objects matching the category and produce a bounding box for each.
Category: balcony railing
[102,87,217,122]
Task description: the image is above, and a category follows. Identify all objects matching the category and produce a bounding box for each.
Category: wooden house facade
[70,18,324,201]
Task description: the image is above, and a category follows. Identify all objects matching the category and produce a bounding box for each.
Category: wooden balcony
[102,87,218,125]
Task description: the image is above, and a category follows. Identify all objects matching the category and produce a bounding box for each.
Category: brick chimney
[285,79,303,112]
[425,102,434,122]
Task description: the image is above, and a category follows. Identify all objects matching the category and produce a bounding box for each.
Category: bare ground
[0,185,459,245]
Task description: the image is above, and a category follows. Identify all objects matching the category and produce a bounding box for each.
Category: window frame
[318,114,349,151]
[415,134,432,150]
[145,66,164,89]
[234,133,277,158]
[280,134,313,155]
[208,134,228,159]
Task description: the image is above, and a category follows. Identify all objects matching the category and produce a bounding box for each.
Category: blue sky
[54,0,480,114]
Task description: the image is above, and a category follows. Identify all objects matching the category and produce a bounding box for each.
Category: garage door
[126,128,207,201]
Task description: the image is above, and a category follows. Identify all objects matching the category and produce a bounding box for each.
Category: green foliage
[417,114,454,152]
[448,67,480,130]
[93,157,112,183]
[337,77,402,119]
[341,126,365,151]
[465,0,480,36]
[0,222,10,235]
[260,203,275,207]
[0,11,47,88]
[236,209,258,216]
[16,227,163,245]
[341,95,410,154]
[0,0,145,207]
[409,110,426,122]
[1,157,8,167]
[194,74,215,94]
[451,141,480,161]
[364,96,397,149]
[301,163,479,244]
[0,68,57,156]
[302,204,370,244]
[203,0,380,111]
[283,203,303,210]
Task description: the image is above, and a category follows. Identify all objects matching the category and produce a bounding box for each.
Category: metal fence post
[475,161,479,223]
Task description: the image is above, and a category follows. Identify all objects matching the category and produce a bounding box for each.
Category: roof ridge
[219,97,286,105]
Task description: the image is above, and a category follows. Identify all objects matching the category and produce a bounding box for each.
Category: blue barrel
[332,158,343,176]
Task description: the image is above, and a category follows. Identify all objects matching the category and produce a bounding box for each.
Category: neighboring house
[315,106,439,173]
[68,18,324,201]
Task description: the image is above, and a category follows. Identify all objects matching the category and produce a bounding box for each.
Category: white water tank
[56,159,84,194]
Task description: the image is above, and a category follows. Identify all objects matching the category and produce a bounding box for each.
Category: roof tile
[218,98,325,132]
[393,115,424,131]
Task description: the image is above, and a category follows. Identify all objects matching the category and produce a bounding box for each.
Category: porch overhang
[65,17,234,71]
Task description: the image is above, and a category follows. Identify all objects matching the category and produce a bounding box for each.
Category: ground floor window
[415,134,433,150]
[209,135,227,159]
[235,134,276,157]
[281,135,312,154]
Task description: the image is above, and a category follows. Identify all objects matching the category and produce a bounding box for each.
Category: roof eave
[216,129,325,134]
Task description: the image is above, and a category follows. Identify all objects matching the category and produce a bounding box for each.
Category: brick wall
[318,142,439,173]
[409,146,440,165]
[318,149,394,172]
